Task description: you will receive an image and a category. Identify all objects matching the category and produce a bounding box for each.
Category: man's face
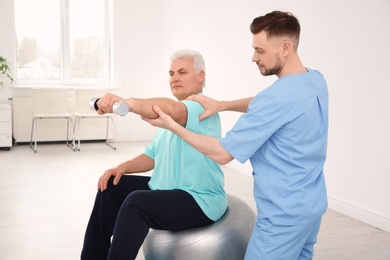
[252,31,285,77]
[169,57,204,101]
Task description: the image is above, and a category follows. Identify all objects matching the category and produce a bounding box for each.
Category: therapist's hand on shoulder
[186,95,219,121]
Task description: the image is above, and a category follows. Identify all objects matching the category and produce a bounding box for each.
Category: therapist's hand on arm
[143,105,234,165]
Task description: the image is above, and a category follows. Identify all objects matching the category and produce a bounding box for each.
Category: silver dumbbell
[89,97,129,116]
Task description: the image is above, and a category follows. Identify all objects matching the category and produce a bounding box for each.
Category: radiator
[12,97,114,143]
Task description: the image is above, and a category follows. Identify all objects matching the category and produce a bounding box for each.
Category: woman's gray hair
[170,49,206,87]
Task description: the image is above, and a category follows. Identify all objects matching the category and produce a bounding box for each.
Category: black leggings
[81,175,213,260]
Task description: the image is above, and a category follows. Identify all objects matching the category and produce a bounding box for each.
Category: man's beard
[261,54,283,76]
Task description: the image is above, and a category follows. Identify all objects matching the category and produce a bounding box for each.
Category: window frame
[13,0,113,89]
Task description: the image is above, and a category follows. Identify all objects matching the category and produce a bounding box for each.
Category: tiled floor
[1,141,389,259]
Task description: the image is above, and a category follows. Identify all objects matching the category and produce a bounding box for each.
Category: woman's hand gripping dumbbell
[89,94,129,116]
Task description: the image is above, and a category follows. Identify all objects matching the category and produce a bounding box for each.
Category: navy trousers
[81,175,213,260]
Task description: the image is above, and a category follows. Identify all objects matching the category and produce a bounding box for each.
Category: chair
[73,89,116,151]
[30,88,75,153]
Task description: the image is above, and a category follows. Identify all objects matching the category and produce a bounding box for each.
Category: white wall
[109,0,166,140]
[1,0,389,232]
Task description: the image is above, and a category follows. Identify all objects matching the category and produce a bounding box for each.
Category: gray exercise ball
[143,194,255,260]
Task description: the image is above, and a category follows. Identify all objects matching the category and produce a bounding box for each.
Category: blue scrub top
[220,69,328,225]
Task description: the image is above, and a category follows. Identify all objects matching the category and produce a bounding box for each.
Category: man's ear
[199,71,205,84]
[281,40,292,57]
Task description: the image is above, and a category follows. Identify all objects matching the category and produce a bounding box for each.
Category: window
[14,0,111,87]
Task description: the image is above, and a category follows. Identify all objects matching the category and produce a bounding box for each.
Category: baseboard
[328,196,390,233]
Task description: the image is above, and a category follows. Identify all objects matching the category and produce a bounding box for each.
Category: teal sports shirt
[145,98,227,221]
